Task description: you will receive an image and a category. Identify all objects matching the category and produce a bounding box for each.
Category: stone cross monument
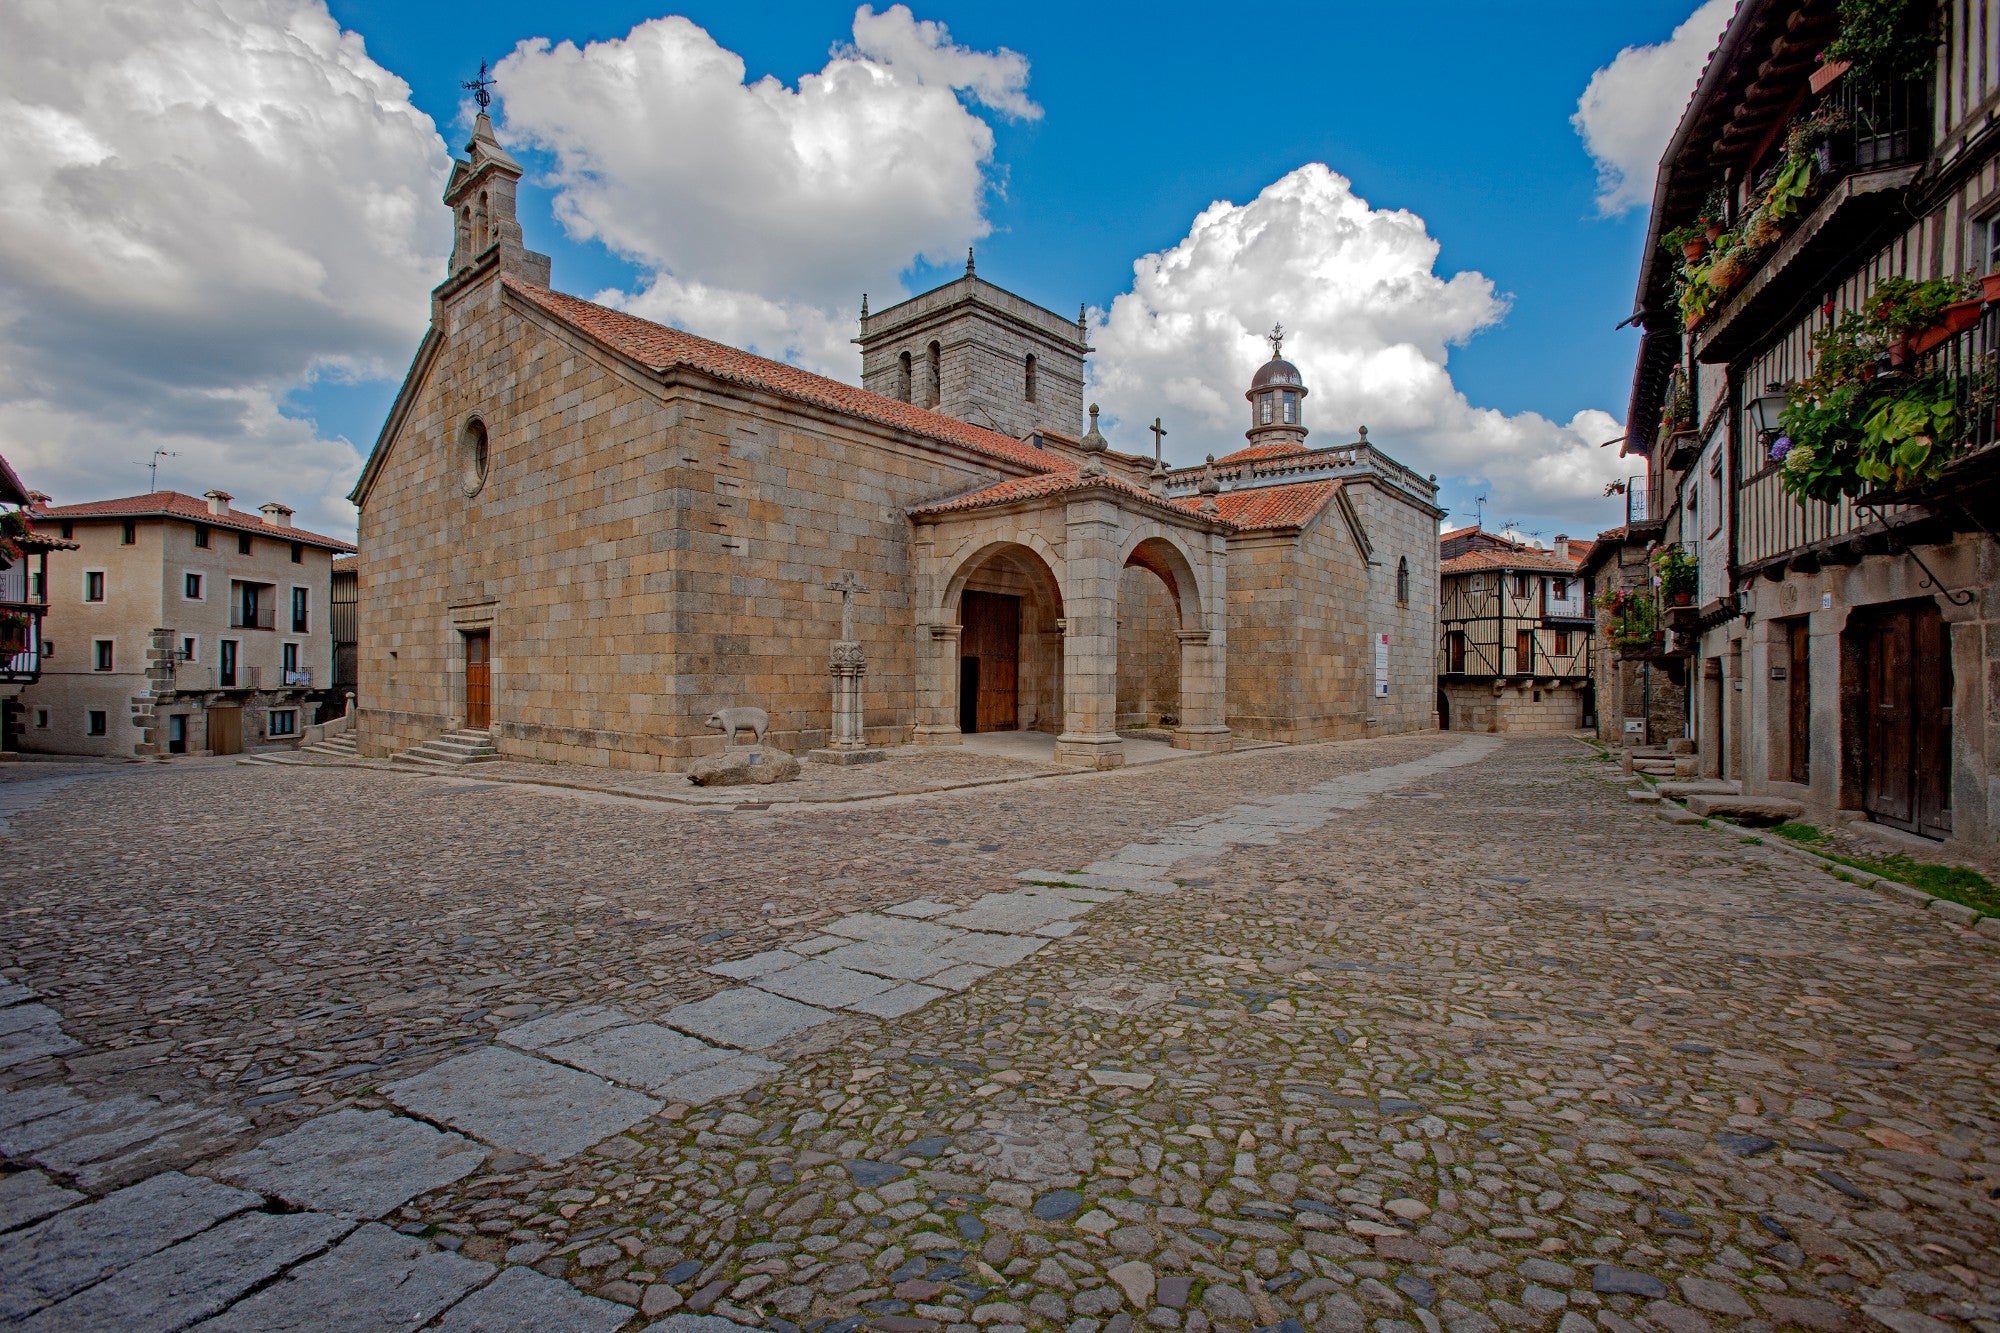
[809,572,885,765]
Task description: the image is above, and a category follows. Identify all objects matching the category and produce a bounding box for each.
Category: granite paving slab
[0,981,38,1007]
[846,982,946,1019]
[543,1023,733,1094]
[924,963,994,991]
[0,1001,61,1037]
[433,1263,632,1332]
[651,1054,785,1105]
[496,1006,637,1052]
[0,1169,84,1233]
[382,1047,661,1164]
[192,1223,492,1332]
[751,959,896,1009]
[881,899,955,918]
[1104,841,1216,866]
[937,931,1047,967]
[662,987,835,1050]
[792,935,844,955]
[0,1020,81,1069]
[936,893,1089,934]
[815,940,954,981]
[703,950,804,980]
[35,1102,249,1190]
[215,1108,488,1218]
[19,1209,353,1333]
[0,1094,178,1157]
[0,1171,257,1321]
[643,1315,764,1333]
[0,1085,82,1136]
[817,913,958,949]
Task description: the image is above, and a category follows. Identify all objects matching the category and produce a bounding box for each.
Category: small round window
[459,418,489,497]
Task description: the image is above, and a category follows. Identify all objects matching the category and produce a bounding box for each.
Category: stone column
[810,641,885,765]
[912,623,963,746]
[1172,630,1231,751]
[1056,497,1125,769]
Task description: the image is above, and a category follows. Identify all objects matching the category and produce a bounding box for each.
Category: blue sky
[3,1,1722,539]
[315,0,1697,539]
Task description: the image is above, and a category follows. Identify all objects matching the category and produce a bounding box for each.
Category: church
[350,114,1442,770]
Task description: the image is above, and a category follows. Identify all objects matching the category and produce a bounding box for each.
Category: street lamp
[1745,382,1789,439]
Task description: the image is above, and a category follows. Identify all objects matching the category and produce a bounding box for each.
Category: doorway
[207,706,242,756]
[464,630,491,730]
[1856,602,1951,838]
[960,591,1019,733]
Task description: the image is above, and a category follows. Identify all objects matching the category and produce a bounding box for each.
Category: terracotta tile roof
[32,492,356,552]
[911,468,1217,525]
[506,281,1060,476]
[1170,480,1338,530]
[1214,440,1309,465]
[1440,547,1582,577]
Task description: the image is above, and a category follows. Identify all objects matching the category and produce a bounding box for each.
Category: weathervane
[1266,323,1285,360]
[462,60,494,113]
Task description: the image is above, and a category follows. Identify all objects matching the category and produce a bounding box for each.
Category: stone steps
[300,735,358,758]
[392,730,497,769]
[1683,794,1804,824]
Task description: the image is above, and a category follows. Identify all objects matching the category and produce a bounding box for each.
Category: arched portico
[910,475,1231,767]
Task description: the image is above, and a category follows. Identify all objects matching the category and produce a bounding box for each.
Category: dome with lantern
[1244,324,1308,448]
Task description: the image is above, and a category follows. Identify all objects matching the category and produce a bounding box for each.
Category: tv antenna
[136,449,177,490]
[1471,493,1487,527]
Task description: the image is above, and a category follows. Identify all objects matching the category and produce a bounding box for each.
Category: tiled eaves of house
[32,491,355,553]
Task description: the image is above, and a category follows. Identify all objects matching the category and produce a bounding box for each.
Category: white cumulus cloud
[1086,165,1628,533]
[495,4,1036,371]
[1573,0,1736,216]
[0,0,450,534]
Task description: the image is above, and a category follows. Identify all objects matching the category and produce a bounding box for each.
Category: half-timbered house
[1436,532,1593,732]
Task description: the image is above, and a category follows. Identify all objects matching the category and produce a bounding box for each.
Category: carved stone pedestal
[808,640,885,765]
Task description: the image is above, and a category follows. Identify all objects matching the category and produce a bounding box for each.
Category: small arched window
[1259,394,1274,425]
[474,191,490,251]
[1396,556,1410,605]
[1282,390,1299,425]
[1024,354,1038,404]
[926,341,942,408]
[897,351,912,403]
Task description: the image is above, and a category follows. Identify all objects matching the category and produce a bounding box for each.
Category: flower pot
[1703,219,1725,243]
[1904,300,1984,358]
[1670,590,1693,607]
[1981,271,2000,304]
[1810,58,1851,95]
[1682,238,1708,263]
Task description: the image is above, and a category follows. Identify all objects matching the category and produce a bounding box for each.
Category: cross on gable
[1148,417,1169,461]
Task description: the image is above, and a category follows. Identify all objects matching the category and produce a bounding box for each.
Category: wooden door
[464,631,491,731]
[207,706,242,756]
[1912,605,1952,839]
[1860,604,1952,837]
[960,591,1019,733]
[1787,620,1811,784]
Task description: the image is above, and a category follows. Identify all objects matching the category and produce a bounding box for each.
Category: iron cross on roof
[462,61,494,113]
[826,571,867,640]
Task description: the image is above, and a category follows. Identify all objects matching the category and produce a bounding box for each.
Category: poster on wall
[1375,633,1390,697]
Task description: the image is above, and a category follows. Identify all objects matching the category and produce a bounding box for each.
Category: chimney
[203,489,232,517]
[259,503,293,529]
[26,491,49,512]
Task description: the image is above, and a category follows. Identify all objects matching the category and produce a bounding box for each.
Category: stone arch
[1117,530,1207,631]
[939,539,1066,735]
[1116,533,1203,730]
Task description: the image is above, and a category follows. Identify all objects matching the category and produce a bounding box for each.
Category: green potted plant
[1600,587,1661,657]
[1662,223,1708,264]
[1650,545,1699,606]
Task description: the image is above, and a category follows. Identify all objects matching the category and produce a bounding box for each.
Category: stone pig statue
[704,706,770,748]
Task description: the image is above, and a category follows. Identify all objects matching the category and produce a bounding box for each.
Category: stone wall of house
[1442,679,1590,734]
[1590,541,1688,748]
[1222,512,1376,744]
[1116,564,1180,728]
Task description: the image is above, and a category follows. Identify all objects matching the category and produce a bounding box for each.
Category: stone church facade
[350,115,1441,771]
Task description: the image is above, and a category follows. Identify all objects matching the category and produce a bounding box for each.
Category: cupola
[1244,324,1308,451]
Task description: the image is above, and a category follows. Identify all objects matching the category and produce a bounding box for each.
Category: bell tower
[1244,324,1308,452]
[440,67,550,293]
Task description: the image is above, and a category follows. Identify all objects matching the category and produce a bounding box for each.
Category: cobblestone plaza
[1,735,1995,1332]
